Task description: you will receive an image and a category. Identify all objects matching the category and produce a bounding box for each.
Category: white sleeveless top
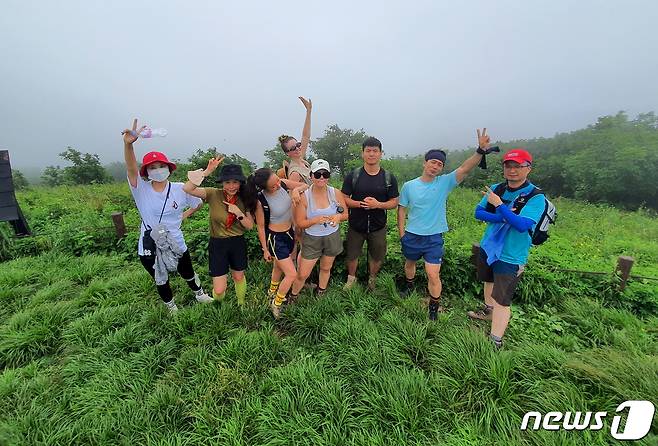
[304,186,340,237]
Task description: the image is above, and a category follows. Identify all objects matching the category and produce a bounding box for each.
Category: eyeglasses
[312,170,330,179]
[503,162,530,169]
[284,142,302,153]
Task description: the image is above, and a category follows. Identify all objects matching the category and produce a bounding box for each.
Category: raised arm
[121,118,146,188]
[298,97,312,160]
[183,156,224,200]
[455,127,489,183]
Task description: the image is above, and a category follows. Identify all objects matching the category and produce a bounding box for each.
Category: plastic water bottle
[138,126,168,138]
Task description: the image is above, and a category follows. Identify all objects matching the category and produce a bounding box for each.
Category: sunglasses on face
[313,170,330,179]
[284,142,302,153]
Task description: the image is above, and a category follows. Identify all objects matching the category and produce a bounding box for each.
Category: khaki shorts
[345,226,387,262]
[301,230,343,260]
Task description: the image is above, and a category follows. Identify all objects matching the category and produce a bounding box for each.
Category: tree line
[13,111,658,212]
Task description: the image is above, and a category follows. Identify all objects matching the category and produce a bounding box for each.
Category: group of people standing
[123,98,546,348]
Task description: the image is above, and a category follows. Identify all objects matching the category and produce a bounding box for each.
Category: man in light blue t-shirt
[398,128,496,320]
[467,148,545,349]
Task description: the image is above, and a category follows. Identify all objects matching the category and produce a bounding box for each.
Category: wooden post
[471,243,480,265]
[615,256,634,291]
[111,212,126,239]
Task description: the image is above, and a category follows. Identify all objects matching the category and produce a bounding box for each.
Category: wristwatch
[238,215,244,221]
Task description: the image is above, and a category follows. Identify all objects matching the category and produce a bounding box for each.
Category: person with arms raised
[122,118,212,314]
[185,157,256,306]
[397,128,492,320]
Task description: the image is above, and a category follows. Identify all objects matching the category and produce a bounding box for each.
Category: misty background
[1,0,657,178]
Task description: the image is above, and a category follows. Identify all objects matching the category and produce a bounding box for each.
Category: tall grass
[0,252,656,445]
[0,183,657,444]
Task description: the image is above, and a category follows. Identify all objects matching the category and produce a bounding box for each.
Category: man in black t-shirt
[341,137,399,290]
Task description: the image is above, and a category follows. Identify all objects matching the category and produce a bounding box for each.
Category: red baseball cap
[140,151,177,177]
[502,149,532,165]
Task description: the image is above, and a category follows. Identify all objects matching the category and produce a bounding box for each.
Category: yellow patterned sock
[273,291,287,306]
[268,280,280,295]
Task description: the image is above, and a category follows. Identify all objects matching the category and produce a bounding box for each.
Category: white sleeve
[129,175,148,202]
[187,193,203,209]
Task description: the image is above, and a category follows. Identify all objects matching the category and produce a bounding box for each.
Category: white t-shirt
[129,176,203,256]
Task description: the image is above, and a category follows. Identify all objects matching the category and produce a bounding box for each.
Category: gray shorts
[301,230,343,260]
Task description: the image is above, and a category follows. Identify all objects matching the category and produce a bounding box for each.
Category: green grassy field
[0,184,657,445]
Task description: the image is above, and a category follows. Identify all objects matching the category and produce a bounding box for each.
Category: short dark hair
[362,137,382,151]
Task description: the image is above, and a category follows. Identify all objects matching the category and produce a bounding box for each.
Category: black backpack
[487,182,557,246]
[257,182,288,228]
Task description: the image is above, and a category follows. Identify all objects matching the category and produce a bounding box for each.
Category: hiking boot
[428,300,441,321]
[270,298,287,320]
[287,293,299,305]
[343,275,357,291]
[164,300,179,314]
[399,281,415,298]
[315,287,327,298]
[467,305,493,321]
[367,275,377,291]
[194,289,214,303]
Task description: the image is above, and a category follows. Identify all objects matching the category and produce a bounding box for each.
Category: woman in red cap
[122,119,213,313]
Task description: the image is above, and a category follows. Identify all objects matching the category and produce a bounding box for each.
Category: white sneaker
[195,289,213,303]
[343,275,357,291]
[164,300,179,314]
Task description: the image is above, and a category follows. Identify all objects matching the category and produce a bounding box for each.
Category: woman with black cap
[122,119,213,314]
[184,157,256,305]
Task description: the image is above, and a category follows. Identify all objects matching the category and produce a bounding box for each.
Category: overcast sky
[2,0,657,170]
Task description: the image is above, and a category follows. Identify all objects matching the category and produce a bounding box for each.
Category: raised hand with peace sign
[122,118,147,187]
[477,128,491,150]
[122,118,147,146]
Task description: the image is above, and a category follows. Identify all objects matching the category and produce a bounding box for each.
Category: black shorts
[267,228,295,260]
[476,248,524,307]
[209,236,248,277]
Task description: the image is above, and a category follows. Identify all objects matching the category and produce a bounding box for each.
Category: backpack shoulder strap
[257,191,270,225]
[351,167,362,191]
[512,186,544,214]
[383,169,392,189]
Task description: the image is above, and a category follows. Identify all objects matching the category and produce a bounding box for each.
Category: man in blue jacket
[468,149,545,349]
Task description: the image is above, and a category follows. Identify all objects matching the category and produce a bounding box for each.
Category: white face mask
[147,167,170,182]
